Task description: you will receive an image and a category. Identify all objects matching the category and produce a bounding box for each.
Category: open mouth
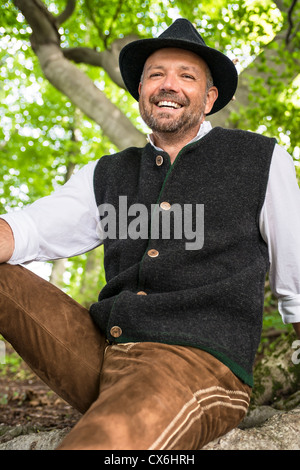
[156,100,183,109]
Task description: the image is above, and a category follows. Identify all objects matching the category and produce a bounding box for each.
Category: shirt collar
[147,120,213,152]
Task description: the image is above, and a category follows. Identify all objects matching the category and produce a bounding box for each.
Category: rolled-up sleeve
[0,160,102,265]
[260,144,300,324]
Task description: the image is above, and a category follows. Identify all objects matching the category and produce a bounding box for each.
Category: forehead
[144,47,207,71]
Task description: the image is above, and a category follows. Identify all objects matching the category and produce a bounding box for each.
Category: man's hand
[292,322,300,339]
[0,219,14,263]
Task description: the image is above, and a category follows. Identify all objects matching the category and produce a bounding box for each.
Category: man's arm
[0,160,101,265]
[0,219,15,263]
[293,323,300,339]
[260,145,300,334]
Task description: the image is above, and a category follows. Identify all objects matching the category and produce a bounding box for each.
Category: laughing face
[138,48,218,139]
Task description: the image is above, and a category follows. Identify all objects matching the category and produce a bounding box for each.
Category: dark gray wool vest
[90,127,276,386]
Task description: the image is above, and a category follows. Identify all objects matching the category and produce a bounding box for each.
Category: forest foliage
[0,0,299,332]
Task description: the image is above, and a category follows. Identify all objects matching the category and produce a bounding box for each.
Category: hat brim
[119,38,238,115]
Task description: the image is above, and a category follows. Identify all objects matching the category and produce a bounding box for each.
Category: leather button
[160,201,171,210]
[110,326,122,338]
[148,249,159,258]
[156,155,163,166]
[137,290,147,295]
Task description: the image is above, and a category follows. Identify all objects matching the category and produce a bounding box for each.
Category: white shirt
[1,122,300,324]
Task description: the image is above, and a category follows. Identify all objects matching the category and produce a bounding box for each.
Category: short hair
[205,66,214,92]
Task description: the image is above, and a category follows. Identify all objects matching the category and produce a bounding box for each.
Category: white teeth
[157,101,182,109]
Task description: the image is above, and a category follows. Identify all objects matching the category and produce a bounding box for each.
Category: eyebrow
[146,64,199,74]
[179,65,199,73]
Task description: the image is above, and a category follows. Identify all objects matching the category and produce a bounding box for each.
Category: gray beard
[141,109,204,134]
[139,92,207,135]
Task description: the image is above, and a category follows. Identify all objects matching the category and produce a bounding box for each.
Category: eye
[149,72,163,78]
[181,74,195,80]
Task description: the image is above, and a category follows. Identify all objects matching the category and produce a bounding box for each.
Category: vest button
[148,249,159,258]
[156,155,163,166]
[110,326,122,338]
[160,201,171,210]
[137,291,147,295]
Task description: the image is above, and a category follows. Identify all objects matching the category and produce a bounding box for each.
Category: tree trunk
[13,0,147,150]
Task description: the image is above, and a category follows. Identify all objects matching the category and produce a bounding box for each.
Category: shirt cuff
[0,212,39,265]
[278,295,300,324]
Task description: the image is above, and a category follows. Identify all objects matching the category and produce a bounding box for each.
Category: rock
[0,428,69,450]
[273,390,300,411]
[238,405,281,429]
[0,407,299,450]
[202,406,300,450]
[251,331,300,406]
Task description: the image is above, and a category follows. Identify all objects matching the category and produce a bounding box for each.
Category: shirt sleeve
[260,144,300,324]
[0,160,103,264]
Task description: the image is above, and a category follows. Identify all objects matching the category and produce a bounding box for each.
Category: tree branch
[14,0,60,49]
[56,0,76,26]
[286,0,298,44]
[62,35,139,88]
[38,43,146,149]
[12,0,146,149]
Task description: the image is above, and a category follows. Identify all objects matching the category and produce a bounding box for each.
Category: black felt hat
[119,18,238,115]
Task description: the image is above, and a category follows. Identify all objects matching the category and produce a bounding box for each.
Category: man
[0,18,299,450]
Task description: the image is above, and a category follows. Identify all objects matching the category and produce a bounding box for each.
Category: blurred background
[1,0,299,330]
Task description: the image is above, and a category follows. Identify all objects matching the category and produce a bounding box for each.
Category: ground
[0,351,81,432]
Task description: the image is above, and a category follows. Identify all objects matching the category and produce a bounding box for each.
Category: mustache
[149,92,190,107]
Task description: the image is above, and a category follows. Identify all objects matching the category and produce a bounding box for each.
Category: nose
[159,72,180,93]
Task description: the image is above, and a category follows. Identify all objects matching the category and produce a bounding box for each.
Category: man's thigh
[0,263,106,413]
[58,342,251,450]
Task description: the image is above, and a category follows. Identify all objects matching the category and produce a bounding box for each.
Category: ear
[138,82,142,96]
[204,86,218,114]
